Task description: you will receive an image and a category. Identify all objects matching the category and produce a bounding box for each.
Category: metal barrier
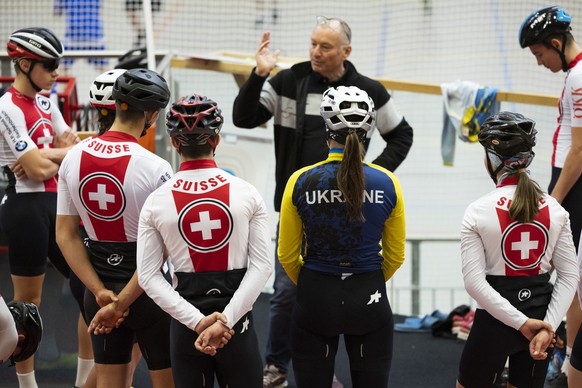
[390,285,474,317]
[390,236,473,316]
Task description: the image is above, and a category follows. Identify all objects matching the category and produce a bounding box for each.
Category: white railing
[389,285,474,317]
[389,236,475,316]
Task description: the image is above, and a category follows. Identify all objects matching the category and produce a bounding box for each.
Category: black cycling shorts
[170,311,262,387]
[549,167,582,251]
[457,308,552,388]
[570,323,582,372]
[84,281,171,370]
[0,192,70,277]
[291,268,394,387]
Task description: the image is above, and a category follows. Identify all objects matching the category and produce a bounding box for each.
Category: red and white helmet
[166,94,223,140]
[7,27,63,61]
[89,69,127,111]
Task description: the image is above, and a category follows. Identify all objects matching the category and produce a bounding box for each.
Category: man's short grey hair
[316,16,352,45]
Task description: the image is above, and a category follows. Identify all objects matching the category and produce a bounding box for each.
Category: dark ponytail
[336,131,365,222]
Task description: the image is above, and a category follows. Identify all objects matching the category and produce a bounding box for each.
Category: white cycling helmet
[320,86,375,143]
[89,69,127,110]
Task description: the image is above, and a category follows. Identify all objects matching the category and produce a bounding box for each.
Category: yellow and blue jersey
[278,149,406,284]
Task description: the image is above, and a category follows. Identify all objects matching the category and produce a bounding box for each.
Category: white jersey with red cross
[461,175,579,331]
[136,159,272,331]
[0,87,69,193]
[57,131,173,242]
[553,52,582,168]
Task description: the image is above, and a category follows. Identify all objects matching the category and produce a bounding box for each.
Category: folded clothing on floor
[395,310,448,333]
[431,304,472,338]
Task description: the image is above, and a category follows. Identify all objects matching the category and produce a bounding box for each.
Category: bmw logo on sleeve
[15,140,28,152]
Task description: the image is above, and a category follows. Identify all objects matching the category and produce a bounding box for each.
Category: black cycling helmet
[519,6,571,48]
[112,68,170,112]
[479,112,536,157]
[115,47,147,70]
[479,112,537,183]
[166,94,223,146]
[7,301,43,363]
[7,27,63,60]
[519,6,572,72]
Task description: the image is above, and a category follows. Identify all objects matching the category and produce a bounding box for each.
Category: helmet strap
[486,151,505,185]
[550,35,570,72]
[141,122,149,138]
[141,111,154,138]
[17,60,42,93]
[206,136,217,154]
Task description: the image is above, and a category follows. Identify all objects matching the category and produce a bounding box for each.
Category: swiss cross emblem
[501,221,548,271]
[178,199,233,252]
[79,172,126,220]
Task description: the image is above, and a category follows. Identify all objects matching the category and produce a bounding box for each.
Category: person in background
[136,93,272,388]
[0,27,80,388]
[456,112,579,388]
[54,0,108,73]
[519,7,582,385]
[233,16,413,388]
[255,0,278,28]
[0,297,43,367]
[277,85,405,387]
[56,68,174,388]
[125,0,162,48]
[89,68,128,136]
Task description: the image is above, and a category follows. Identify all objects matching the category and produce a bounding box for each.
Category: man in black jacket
[233,16,413,388]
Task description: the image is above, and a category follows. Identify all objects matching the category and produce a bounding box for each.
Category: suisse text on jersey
[173,174,228,192]
[87,140,131,154]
